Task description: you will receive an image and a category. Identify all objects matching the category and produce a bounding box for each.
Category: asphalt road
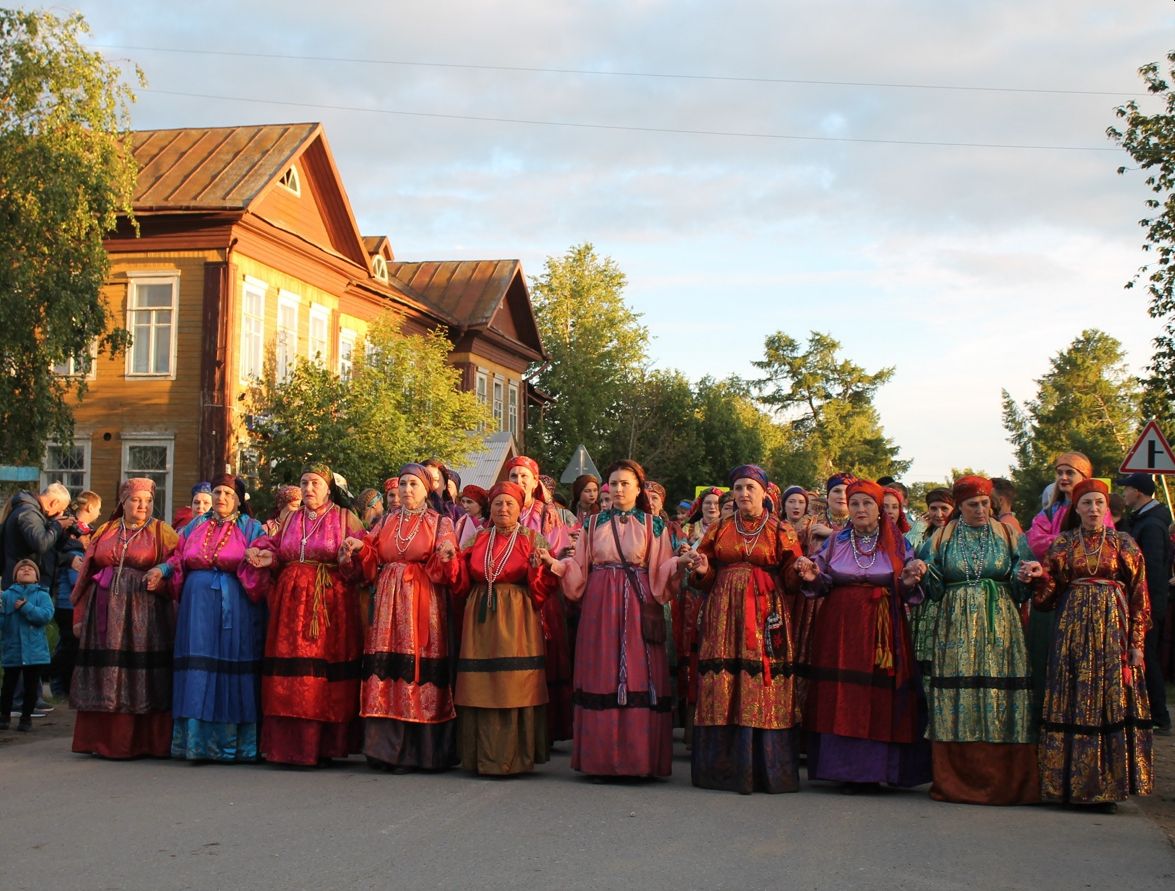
[1,733,1172,891]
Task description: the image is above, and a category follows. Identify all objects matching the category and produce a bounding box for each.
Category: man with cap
[1120,472,1172,734]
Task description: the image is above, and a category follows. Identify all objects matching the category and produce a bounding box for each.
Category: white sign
[1120,420,1175,474]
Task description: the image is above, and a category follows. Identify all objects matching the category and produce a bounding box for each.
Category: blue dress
[163,513,267,761]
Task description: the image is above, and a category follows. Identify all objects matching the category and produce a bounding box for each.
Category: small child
[1,558,55,731]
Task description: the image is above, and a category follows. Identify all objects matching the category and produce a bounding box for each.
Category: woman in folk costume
[1021,478,1152,811]
[242,464,365,766]
[506,455,574,743]
[152,476,268,762]
[793,472,856,713]
[781,486,810,526]
[455,484,489,550]
[917,476,1039,805]
[572,474,601,526]
[560,459,696,776]
[689,465,804,794]
[71,478,178,758]
[452,481,562,774]
[340,463,460,771]
[795,478,932,792]
[909,487,954,695]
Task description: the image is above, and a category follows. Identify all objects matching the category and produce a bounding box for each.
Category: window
[308,304,329,366]
[493,379,504,431]
[279,165,301,196]
[239,277,267,382]
[475,371,488,405]
[126,275,178,377]
[236,445,260,482]
[122,435,174,521]
[52,342,97,379]
[508,383,518,436]
[372,256,388,282]
[276,292,299,382]
[41,442,90,498]
[338,328,357,381]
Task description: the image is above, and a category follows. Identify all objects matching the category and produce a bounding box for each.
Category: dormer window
[372,256,388,282]
[278,165,301,196]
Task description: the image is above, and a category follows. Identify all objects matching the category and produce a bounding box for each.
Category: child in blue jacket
[1,558,55,731]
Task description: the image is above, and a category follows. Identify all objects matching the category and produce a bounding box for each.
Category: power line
[94,43,1139,98]
[141,87,1123,152]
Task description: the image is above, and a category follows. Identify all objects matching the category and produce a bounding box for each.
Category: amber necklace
[200,514,237,566]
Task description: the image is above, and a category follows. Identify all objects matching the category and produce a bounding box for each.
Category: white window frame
[276,290,300,382]
[279,166,301,196]
[239,276,267,383]
[475,370,488,405]
[52,341,98,380]
[308,303,330,366]
[125,272,179,379]
[508,382,518,436]
[121,433,174,522]
[372,256,388,282]
[492,378,504,431]
[338,328,357,380]
[41,440,91,497]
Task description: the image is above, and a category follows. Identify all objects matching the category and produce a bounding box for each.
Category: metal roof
[131,123,320,211]
[388,259,522,327]
[448,431,518,490]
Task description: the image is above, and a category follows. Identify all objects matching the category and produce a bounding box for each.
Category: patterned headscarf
[383,477,399,495]
[729,464,769,489]
[191,481,212,496]
[826,472,857,493]
[688,486,726,525]
[1071,477,1109,504]
[505,455,548,504]
[275,484,301,508]
[487,481,526,507]
[461,484,489,513]
[302,463,332,484]
[952,475,992,504]
[398,463,432,492]
[781,485,809,514]
[1054,451,1093,479]
[120,477,156,502]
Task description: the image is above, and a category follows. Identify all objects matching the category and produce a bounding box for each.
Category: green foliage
[0,9,142,462]
[1109,52,1175,428]
[608,368,700,495]
[246,318,491,512]
[753,331,909,486]
[1001,329,1141,522]
[528,243,649,473]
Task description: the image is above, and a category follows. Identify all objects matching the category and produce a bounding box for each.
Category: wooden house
[43,122,546,520]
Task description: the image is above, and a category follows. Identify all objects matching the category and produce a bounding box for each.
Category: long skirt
[572,565,672,777]
[261,562,361,765]
[927,580,1038,804]
[692,564,800,794]
[541,592,574,742]
[791,594,823,719]
[804,585,930,787]
[71,568,174,759]
[672,587,703,739]
[1039,579,1153,803]
[361,560,455,770]
[909,597,941,699]
[171,568,266,761]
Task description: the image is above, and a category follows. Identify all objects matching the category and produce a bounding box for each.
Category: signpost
[560,444,600,484]
[1120,419,1175,505]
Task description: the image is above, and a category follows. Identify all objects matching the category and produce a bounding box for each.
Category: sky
[41,1,1175,481]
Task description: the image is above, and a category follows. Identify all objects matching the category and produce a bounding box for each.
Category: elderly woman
[340,463,460,771]
[452,481,561,774]
[263,485,301,538]
[242,464,364,766]
[150,476,267,761]
[560,459,695,777]
[795,478,931,792]
[1021,479,1152,811]
[689,465,803,794]
[70,479,179,758]
[917,476,1038,805]
[506,455,574,744]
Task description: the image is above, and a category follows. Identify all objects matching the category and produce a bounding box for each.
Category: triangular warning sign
[560,444,600,484]
[1120,420,1175,474]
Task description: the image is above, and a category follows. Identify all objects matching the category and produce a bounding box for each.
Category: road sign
[560,444,600,484]
[1120,420,1175,474]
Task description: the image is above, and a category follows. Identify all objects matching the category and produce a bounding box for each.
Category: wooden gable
[249,131,369,269]
[487,268,545,359]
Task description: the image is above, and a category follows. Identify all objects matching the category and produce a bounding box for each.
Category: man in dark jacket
[2,483,74,591]
[1121,472,1173,734]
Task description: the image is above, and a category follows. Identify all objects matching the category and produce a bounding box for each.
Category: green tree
[1109,52,1175,428]
[247,318,491,511]
[528,243,649,474]
[691,376,769,488]
[1001,329,1141,521]
[753,331,909,484]
[607,368,699,497]
[0,10,141,462]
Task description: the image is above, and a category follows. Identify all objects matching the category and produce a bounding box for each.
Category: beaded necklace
[298,505,330,563]
[113,519,150,594]
[199,514,238,567]
[850,526,880,569]
[734,512,770,558]
[1080,525,1106,575]
[956,521,993,585]
[484,524,521,583]
[393,506,428,555]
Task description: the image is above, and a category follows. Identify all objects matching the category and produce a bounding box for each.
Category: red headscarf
[383,477,398,494]
[952,475,993,504]
[487,481,526,507]
[847,478,906,587]
[505,456,548,504]
[461,484,489,513]
[1071,477,1109,504]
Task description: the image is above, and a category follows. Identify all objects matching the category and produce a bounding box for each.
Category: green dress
[917,520,1039,804]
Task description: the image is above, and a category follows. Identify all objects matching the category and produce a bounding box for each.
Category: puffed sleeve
[425,515,461,585]
[237,517,272,603]
[802,536,836,599]
[648,521,683,606]
[527,532,560,608]
[1032,535,1071,611]
[776,520,803,594]
[558,518,593,603]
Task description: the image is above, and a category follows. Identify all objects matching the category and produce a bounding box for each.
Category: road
[1,732,1172,891]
